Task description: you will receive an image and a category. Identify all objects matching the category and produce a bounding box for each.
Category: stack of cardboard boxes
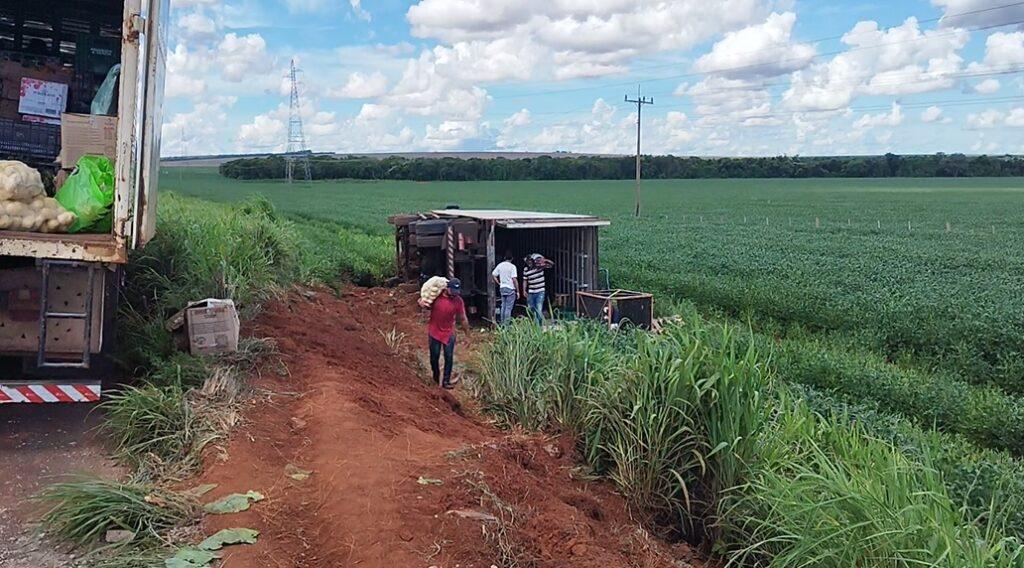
[0,56,117,172]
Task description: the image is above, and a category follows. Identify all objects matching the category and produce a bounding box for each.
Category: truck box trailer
[389,209,609,322]
[0,0,168,404]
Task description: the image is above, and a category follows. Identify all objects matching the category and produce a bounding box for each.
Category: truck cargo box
[0,0,168,264]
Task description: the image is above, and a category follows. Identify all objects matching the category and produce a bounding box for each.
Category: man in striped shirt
[521,254,553,325]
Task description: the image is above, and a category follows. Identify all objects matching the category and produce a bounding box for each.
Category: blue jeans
[527,291,545,325]
[499,287,516,324]
[429,335,456,385]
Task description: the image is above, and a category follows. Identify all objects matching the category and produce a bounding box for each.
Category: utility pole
[625,85,653,217]
[285,59,311,183]
[179,125,188,186]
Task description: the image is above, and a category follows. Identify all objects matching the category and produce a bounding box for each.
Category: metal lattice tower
[285,59,311,183]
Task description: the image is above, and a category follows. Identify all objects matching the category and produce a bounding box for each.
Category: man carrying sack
[423,278,469,389]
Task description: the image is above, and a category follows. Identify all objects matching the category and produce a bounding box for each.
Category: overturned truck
[389,209,609,322]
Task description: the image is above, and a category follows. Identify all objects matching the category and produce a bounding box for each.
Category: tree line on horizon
[218,153,1024,181]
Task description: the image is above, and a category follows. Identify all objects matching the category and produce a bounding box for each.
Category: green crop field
[159,166,1024,548]
[163,167,1024,389]
[162,168,1024,449]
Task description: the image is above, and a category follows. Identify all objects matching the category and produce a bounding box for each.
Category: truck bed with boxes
[0,0,168,404]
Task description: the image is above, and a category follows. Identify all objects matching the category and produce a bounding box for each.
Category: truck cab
[0,0,168,403]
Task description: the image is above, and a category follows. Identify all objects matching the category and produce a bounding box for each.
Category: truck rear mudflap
[0,383,101,403]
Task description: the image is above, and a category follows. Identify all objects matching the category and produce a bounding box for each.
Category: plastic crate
[0,117,60,161]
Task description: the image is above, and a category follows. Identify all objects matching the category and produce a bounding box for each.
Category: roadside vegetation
[476,318,1024,565]
[36,192,389,563]
[57,168,1020,565]
[168,168,1024,554]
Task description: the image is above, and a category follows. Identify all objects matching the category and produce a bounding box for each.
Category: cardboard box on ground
[166,299,241,356]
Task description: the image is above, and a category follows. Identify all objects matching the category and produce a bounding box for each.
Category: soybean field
[163,168,1024,451]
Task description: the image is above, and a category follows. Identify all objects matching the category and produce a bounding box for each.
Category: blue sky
[162,0,1024,156]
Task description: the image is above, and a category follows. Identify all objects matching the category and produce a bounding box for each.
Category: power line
[489,14,1024,101]
[487,66,1024,123]
[621,0,1024,76]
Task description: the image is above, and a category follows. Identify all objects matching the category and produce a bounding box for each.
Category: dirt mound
[193,287,700,567]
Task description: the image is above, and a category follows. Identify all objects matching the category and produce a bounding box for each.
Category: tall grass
[477,317,773,540]
[476,317,1024,565]
[797,383,1024,541]
[722,393,1024,567]
[120,193,390,372]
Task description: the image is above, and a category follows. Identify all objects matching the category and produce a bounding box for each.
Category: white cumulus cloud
[920,105,950,123]
[1006,107,1024,126]
[784,17,968,111]
[974,78,1001,93]
[406,0,769,79]
[328,72,389,99]
[504,109,532,128]
[217,33,274,82]
[934,0,1024,28]
[966,108,1004,128]
[695,12,815,79]
[853,103,904,129]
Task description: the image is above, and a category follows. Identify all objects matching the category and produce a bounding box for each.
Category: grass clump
[100,380,220,480]
[37,476,198,547]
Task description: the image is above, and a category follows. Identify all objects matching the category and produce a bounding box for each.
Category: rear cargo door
[132,0,170,248]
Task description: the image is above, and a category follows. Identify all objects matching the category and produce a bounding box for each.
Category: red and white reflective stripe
[0,384,101,404]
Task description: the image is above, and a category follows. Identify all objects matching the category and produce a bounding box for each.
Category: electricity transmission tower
[625,85,653,217]
[285,59,311,183]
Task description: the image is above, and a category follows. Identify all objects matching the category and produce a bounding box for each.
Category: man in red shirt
[427,278,469,389]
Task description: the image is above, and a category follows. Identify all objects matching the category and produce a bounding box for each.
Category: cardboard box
[0,99,18,121]
[1,60,73,101]
[166,299,240,356]
[18,78,69,119]
[59,112,118,167]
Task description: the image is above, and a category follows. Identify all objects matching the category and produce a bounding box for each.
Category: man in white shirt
[491,252,518,324]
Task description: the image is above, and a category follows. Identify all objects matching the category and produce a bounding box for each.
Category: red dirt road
[194,287,698,567]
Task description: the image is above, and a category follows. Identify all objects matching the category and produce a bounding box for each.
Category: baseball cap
[447,278,462,294]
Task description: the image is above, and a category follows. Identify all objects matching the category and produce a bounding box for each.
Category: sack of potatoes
[0,161,77,234]
[419,276,449,307]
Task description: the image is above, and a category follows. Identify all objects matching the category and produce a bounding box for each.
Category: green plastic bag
[55,155,115,233]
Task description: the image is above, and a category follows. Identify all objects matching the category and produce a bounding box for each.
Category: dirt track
[194,287,699,567]
[0,405,118,567]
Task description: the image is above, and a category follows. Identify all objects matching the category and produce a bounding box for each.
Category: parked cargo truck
[0,0,168,403]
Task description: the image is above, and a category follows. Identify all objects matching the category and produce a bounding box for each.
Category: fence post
[815,217,820,229]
